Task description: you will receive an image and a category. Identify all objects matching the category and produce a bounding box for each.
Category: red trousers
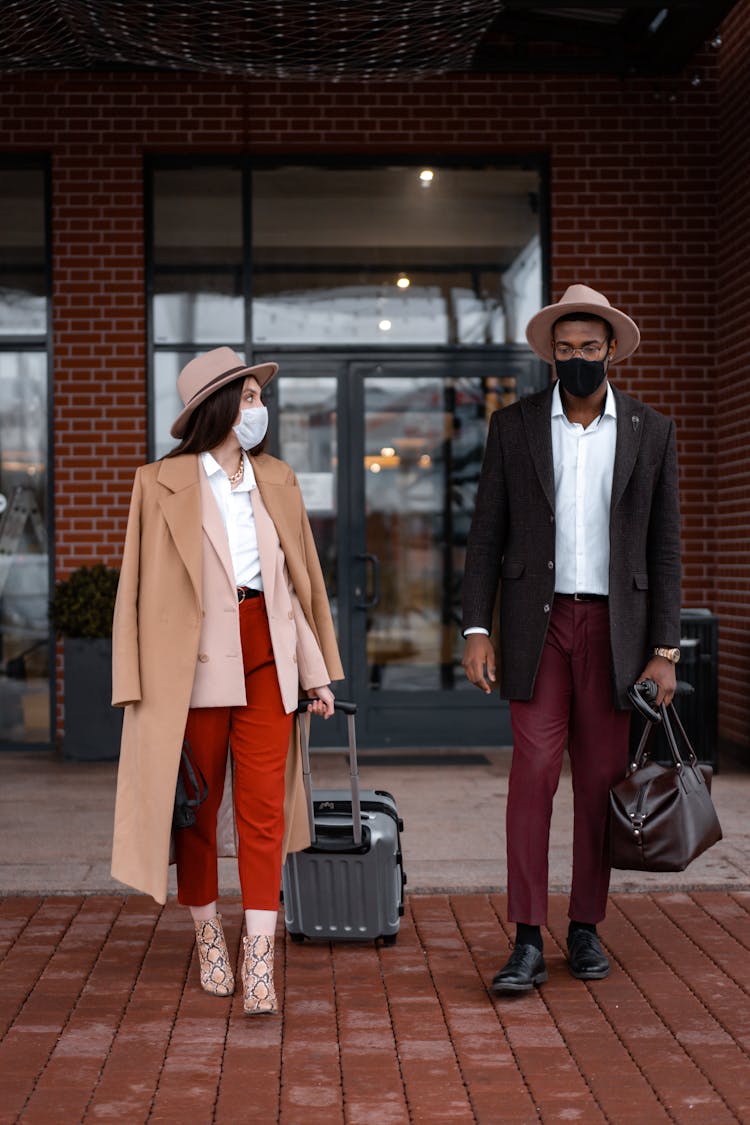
[174,595,293,911]
[507,598,631,926]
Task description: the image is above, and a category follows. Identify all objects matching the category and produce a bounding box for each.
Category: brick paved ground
[1,892,748,1124]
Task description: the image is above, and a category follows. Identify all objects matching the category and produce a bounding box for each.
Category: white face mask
[233,405,268,450]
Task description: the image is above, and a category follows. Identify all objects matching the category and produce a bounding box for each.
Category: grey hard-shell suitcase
[282,700,406,944]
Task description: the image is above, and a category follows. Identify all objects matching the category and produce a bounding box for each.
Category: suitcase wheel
[288,931,305,944]
[381,933,398,947]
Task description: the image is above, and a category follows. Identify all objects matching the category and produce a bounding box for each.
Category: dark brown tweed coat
[461,384,681,709]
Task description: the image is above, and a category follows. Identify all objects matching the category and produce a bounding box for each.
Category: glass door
[0,161,52,749]
[269,348,544,748]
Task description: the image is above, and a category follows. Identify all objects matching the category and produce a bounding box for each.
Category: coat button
[547,561,554,570]
[543,604,550,613]
[198,653,209,663]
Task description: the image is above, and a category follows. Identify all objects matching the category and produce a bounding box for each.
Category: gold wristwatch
[653,646,680,664]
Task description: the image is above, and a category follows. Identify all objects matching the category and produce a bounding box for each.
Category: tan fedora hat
[525,284,640,364]
[171,347,278,438]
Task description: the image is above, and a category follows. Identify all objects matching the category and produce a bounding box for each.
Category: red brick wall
[718,0,750,753]
[0,47,735,743]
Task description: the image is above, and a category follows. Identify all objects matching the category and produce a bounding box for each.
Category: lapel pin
[632,415,640,432]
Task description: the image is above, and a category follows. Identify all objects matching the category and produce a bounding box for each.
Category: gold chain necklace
[227,453,244,485]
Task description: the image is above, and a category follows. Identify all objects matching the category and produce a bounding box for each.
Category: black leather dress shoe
[491,944,548,993]
[567,930,610,980]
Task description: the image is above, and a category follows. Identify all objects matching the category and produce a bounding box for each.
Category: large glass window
[148,158,546,745]
[150,158,543,455]
[252,165,541,347]
[0,162,51,747]
[152,166,244,348]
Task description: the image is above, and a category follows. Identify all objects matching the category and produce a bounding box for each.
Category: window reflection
[153,168,244,345]
[364,373,520,692]
[0,169,46,338]
[277,377,338,627]
[253,165,541,346]
[0,352,49,742]
[154,273,243,345]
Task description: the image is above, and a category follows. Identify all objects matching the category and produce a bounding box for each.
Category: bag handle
[628,678,661,723]
[661,701,698,769]
[628,693,698,775]
[180,740,208,808]
[297,699,361,847]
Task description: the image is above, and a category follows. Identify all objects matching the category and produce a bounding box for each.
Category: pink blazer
[190,461,330,713]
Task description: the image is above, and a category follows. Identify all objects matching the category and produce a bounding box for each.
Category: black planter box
[63,637,123,760]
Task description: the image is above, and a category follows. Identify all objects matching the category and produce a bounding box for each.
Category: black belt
[557,592,608,603]
[237,586,262,602]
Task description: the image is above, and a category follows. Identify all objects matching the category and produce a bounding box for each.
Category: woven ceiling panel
[0,0,505,79]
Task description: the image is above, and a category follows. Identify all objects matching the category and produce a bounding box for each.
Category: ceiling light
[418,454,432,468]
[396,276,410,289]
[378,319,392,331]
[369,462,382,474]
[381,447,395,457]
[419,169,434,186]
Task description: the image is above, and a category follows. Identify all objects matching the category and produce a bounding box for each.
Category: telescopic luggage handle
[297,699,361,846]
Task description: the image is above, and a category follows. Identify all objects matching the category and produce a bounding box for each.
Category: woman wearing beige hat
[111,346,343,1014]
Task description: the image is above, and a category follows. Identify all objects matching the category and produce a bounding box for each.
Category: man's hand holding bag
[608,680,722,872]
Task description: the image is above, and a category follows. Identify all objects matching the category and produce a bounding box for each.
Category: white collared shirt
[551,379,616,595]
[200,450,263,590]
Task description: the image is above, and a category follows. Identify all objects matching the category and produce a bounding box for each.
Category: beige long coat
[110,452,344,904]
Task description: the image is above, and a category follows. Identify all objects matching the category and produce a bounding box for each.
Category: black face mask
[554,356,607,399]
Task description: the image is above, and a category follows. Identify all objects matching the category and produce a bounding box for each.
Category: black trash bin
[628,608,719,770]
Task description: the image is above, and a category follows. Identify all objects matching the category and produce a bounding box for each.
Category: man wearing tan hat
[462,285,681,993]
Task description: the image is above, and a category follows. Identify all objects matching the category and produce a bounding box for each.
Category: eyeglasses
[553,341,608,361]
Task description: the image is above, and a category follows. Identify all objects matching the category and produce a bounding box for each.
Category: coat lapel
[156,456,203,608]
[252,456,300,563]
[250,485,279,607]
[611,386,645,511]
[197,462,236,596]
[520,388,555,512]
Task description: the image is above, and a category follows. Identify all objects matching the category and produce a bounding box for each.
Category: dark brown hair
[166,376,267,458]
[552,312,613,346]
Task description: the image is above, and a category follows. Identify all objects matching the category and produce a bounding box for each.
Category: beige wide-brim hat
[525,284,640,364]
[171,347,278,438]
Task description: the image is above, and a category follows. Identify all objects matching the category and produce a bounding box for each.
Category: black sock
[568,921,597,938]
[515,923,543,951]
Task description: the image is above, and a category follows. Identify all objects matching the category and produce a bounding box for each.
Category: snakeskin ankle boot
[193,914,235,997]
[241,934,278,1015]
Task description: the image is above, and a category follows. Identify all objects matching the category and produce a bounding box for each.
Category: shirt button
[288,610,294,619]
[198,653,209,663]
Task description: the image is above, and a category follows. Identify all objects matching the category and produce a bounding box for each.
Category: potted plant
[49,563,122,760]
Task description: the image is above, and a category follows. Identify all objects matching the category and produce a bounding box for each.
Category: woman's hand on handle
[305,685,335,718]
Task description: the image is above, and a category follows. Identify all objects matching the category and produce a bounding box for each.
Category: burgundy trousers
[173,594,294,911]
[507,598,631,925]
